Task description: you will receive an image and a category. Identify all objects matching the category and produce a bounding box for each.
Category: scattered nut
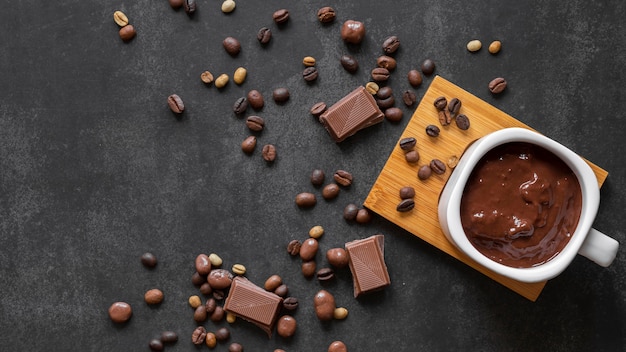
[309,225,324,239]
[466,39,482,52]
[489,40,502,54]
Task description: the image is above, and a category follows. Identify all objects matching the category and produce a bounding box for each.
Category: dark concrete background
[1,1,625,351]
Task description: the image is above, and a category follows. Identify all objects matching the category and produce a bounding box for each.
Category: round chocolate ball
[341,20,366,44]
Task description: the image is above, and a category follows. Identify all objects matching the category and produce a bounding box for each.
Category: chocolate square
[223,277,283,337]
[345,234,390,297]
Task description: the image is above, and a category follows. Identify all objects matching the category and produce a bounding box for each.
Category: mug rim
[439,127,600,283]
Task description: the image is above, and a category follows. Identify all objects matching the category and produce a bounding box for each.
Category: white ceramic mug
[438,128,619,283]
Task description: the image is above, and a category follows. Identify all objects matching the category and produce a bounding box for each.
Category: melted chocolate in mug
[460,142,582,268]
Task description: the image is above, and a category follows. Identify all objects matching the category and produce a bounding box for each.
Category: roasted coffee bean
[438,109,451,126]
[273,9,289,24]
[199,282,213,295]
[161,331,178,343]
[215,327,230,342]
[385,107,403,122]
[489,77,507,94]
[200,71,214,84]
[108,302,132,323]
[355,208,372,223]
[317,267,335,281]
[229,343,244,352]
[295,192,316,207]
[402,90,417,107]
[341,20,366,44]
[418,165,432,180]
[377,96,395,110]
[213,290,225,301]
[396,198,415,212]
[489,40,502,54]
[405,150,420,163]
[408,69,423,87]
[365,82,379,94]
[300,238,319,261]
[247,90,264,110]
[317,6,336,23]
[241,135,256,154]
[371,67,390,81]
[141,252,157,268]
[433,96,447,111]
[399,186,416,199]
[310,169,325,186]
[283,297,299,310]
[399,137,416,151]
[421,59,436,75]
[303,67,319,82]
[262,144,277,162]
[287,239,301,256]
[328,341,348,352]
[310,102,327,117]
[301,260,316,278]
[113,11,129,27]
[272,87,290,103]
[377,55,397,70]
[314,290,336,321]
[426,124,440,137]
[194,305,207,322]
[257,27,272,44]
[455,114,470,130]
[245,115,265,132]
[183,0,196,15]
[205,332,217,348]
[333,170,353,187]
[191,326,207,345]
[204,298,217,314]
[277,315,297,338]
[223,37,241,56]
[274,284,289,297]
[343,203,359,221]
[233,97,248,115]
[264,274,282,291]
[302,56,316,67]
[340,54,359,73]
[326,248,349,268]
[376,86,393,99]
[430,159,447,175]
[195,254,212,275]
[233,67,247,85]
[208,269,233,290]
[322,183,340,200]
[382,35,400,54]
[191,272,206,287]
[168,94,184,114]
[448,98,461,118]
[210,305,225,321]
[119,25,136,42]
[149,339,164,351]
[144,289,164,305]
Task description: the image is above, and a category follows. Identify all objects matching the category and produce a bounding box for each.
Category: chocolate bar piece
[319,86,384,142]
[223,276,283,337]
[345,234,390,297]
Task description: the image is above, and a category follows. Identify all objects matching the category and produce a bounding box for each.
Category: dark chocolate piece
[319,86,384,142]
[224,277,283,337]
[345,234,390,297]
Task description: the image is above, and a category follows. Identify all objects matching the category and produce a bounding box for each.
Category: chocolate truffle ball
[341,20,366,44]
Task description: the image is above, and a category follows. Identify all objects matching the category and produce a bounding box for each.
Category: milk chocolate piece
[319,86,384,142]
[345,234,390,297]
[224,277,283,337]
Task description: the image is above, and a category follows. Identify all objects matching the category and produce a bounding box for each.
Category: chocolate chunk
[319,86,384,142]
[345,234,390,297]
[223,277,283,337]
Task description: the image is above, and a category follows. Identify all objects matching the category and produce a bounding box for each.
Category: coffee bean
[341,19,366,44]
[303,67,319,82]
[433,96,447,111]
[333,170,353,187]
[205,332,217,348]
[377,55,397,70]
[402,90,417,106]
[199,282,212,295]
[195,254,212,275]
[376,96,395,110]
[233,97,248,115]
[204,298,216,314]
[119,25,136,42]
[160,331,178,343]
[301,260,316,278]
[300,238,319,261]
[141,252,157,268]
[214,327,230,342]
[396,198,415,212]
[214,74,229,88]
[438,109,451,126]
[113,11,129,27]
[200,71,214,84]
[233,67,247,85]
[223,37,241,56]
[382,35,400,54]
[108,302,132,323]
[322,183,340,200]
[229,343,244,352]
[489,40,502,54]
[191,326,207,345]
[310,169,325,186]
[421,59,436,75]
[169,0,183,9]
[466,39,482,52]
[333,307,349,320]
[194,305,207,322]
[287,240,301,256]
[399,186,416,199]
[340,54,359,73]
[274,284,289,297]
[448,98,462,118]
[302,56,316,67]
[326,248,349,268]
[272,87,290,103]
[317,6,336,23]
[371,67,390,81]
[210,305,225,321]
[426,124,440,137]
[408,69,423,87]
[183,0,196,15]
[365,82,379,95]
[317,267,335,281]
[385,107,403,122]
[247,90,264,110]
[355,208,371,223]
[295,192,316,207]
[257,27,272,44]
[241,135,256,154]
[245,115,265,132]
[260,144,277,162]
[418,165,432,180]
[489,77,507,94]
[343,203,359,220]
[376,86,393,99]
[399,137,416,151]
[264,274,282,291]
[149,339,164,351]
[208,269,233,290]
[405,150,420,163]
[144,288,164,305]
[221,0,236,13]
[455,114,470,130]
[328,341,348,352]
[314,290,336,321]
[191,272,206,287]
[310,102,327,117]
[283,297,299,310]
[430,159,447,175]
[273,9,289,24]
[447,155,459,169]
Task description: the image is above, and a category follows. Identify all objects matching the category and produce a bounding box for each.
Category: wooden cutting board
[364,76,608,301]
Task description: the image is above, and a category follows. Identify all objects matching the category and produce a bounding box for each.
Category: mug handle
[578,228,619,267]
